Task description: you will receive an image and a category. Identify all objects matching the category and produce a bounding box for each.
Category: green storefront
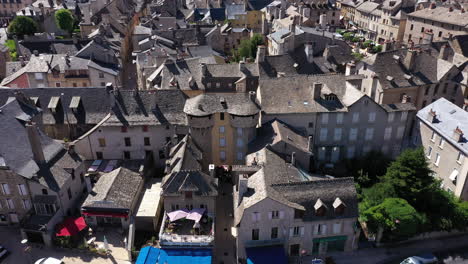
[312,236,347,254]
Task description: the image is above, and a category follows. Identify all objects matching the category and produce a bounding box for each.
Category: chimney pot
[427,109,437,123]
[453,127,464,142]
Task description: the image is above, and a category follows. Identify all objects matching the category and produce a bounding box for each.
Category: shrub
[343,32,354,41]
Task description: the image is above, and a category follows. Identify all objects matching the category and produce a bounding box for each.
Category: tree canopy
[55,9,75,35]
[231,34,264,62]
[8,16,38,37]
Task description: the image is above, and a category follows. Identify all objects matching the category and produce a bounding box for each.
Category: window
[185,191,192,199]
[42,189,48,195]
[320,128,328,141]
[237,138,244,148]
[431,131,436,142]
[352,113,359,123]
[336,113,343,124]
[349,128,358,141]
[427,146,433,158]
[347,146,355,159]
[6,199,14,209]
[72,83,77,87]
[433,84,439,95]
[124,151,131,159]
[331,147,340,162]
[251,212,261,222]
[1,184,10,195]
[439,138,445,148]
[318,147,326,161]
[368,112,376,123]
[98,138,106,147]
[319,224,328,235]
[220,151,226,161]
[219,138,226,147]
[55,82,61,88]
[67,188,72,200]
[321,113,329,124]
[83,82,87,87]
[401,112,408,121]
[144,137,150,146]
[270,211,279,219]
[396,126,405,139]
[96,152,103,159]
[271,227,278,239]
[421,27,424,33]
[124,137,131,147]
[237,128,243,136]
[334,128,342,141]
[365,128,374,141]
[22,199,31,210]
[388,113,395,122]
[384,127,392,140]
[292,226,302,237]
[121,126,127,133]
[99,72,104,78]
[333,222,342,234]
[410,24,413,30]
[220,113,225,120]
[434,153,440,166]
[252,229,259,240]
[219,126,225,133]
[237,152,244,160]
[142,125,149,132]
[425,86,429,95]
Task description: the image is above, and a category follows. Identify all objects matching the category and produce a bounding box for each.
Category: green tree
[230,34,264,62]
[249,33,264,59]
[382,148,434,205]
[343,32,354,41]
[8,16,38,37]
[238,39,252,60]
[372,45,383,53]
[361,198,424,241]
[55,9,75,36]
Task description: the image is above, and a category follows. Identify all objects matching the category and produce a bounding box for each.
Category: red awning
[82,211,128,218]
[55,217,87,237]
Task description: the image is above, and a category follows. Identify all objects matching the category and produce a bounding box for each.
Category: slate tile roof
[166,135,203,173]
[417,98,468,154]
[408,6,468,27]
[82,167,143,210]
[162,170,218,196]
[184,93,260,116]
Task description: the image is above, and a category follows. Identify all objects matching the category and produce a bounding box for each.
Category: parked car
[400,253,437,264]
[34,257,63,264]
[311,259,324,264]
[0,245,9,261]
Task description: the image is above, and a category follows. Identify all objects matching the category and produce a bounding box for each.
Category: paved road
[213,181,236,264]
[436,246,468,263]
[0,227,131,264]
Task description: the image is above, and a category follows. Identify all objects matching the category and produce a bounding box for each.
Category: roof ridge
[271,177,354,187]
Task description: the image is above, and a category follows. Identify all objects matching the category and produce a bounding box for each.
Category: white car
[401,253,437,264]
[34,257,63,264]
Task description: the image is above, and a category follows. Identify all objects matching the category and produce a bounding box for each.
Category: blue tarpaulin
[246,246,287,264]
[136,247,212,264]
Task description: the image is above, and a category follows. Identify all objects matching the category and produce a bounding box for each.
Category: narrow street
[213,181,236,264]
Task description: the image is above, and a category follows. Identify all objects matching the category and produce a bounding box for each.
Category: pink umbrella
[167,209,189,222]
[186,208,206,223]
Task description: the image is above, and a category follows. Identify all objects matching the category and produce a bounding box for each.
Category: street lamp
[21,239,32,264]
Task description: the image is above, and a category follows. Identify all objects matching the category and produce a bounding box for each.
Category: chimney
[200,63,207,76]
[33,50,39,56]
[279,8,285,19]
[302,7,310,17]
[26,122,45,164]
[319,14,327,28]
[345,62,356,76]
[249,91,256,102]
[427,109,437,123]
[449,7,453,12]
[289,23,296,34]
[439,44,450,60]
[239,60,246,72]
[19,56,26,67]
[313,83,323,100]
[72,33,78,45]
[237,174,248,205]
[304,42,313,63]
[209,164,215,178]
[453,127,464,143]
[403,49,416,71]
[291,152,296,166]
[256,45,266,63]
[308,136,313,152]
[430,2,436,9]
[421,30,434,45]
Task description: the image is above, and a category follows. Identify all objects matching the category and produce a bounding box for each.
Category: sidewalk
[300,234,468,264]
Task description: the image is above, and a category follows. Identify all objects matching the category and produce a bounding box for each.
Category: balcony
[244,238,285,248]
[159,211,215,247]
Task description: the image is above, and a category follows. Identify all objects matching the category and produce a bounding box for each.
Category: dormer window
[69,96,81,113]
[333,197,346,215]
[325,94,337,101]
[314,198,327,216]
[48,96,60,113]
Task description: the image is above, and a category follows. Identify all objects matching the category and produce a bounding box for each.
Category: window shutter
[279,211,285,219]
[268,212,272,220]
[313,225,319,235]
[289,228,294,237]
[322,224,328,235]
[251,213,256,222]
[257,213,261,221]
[300,227,305,236]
